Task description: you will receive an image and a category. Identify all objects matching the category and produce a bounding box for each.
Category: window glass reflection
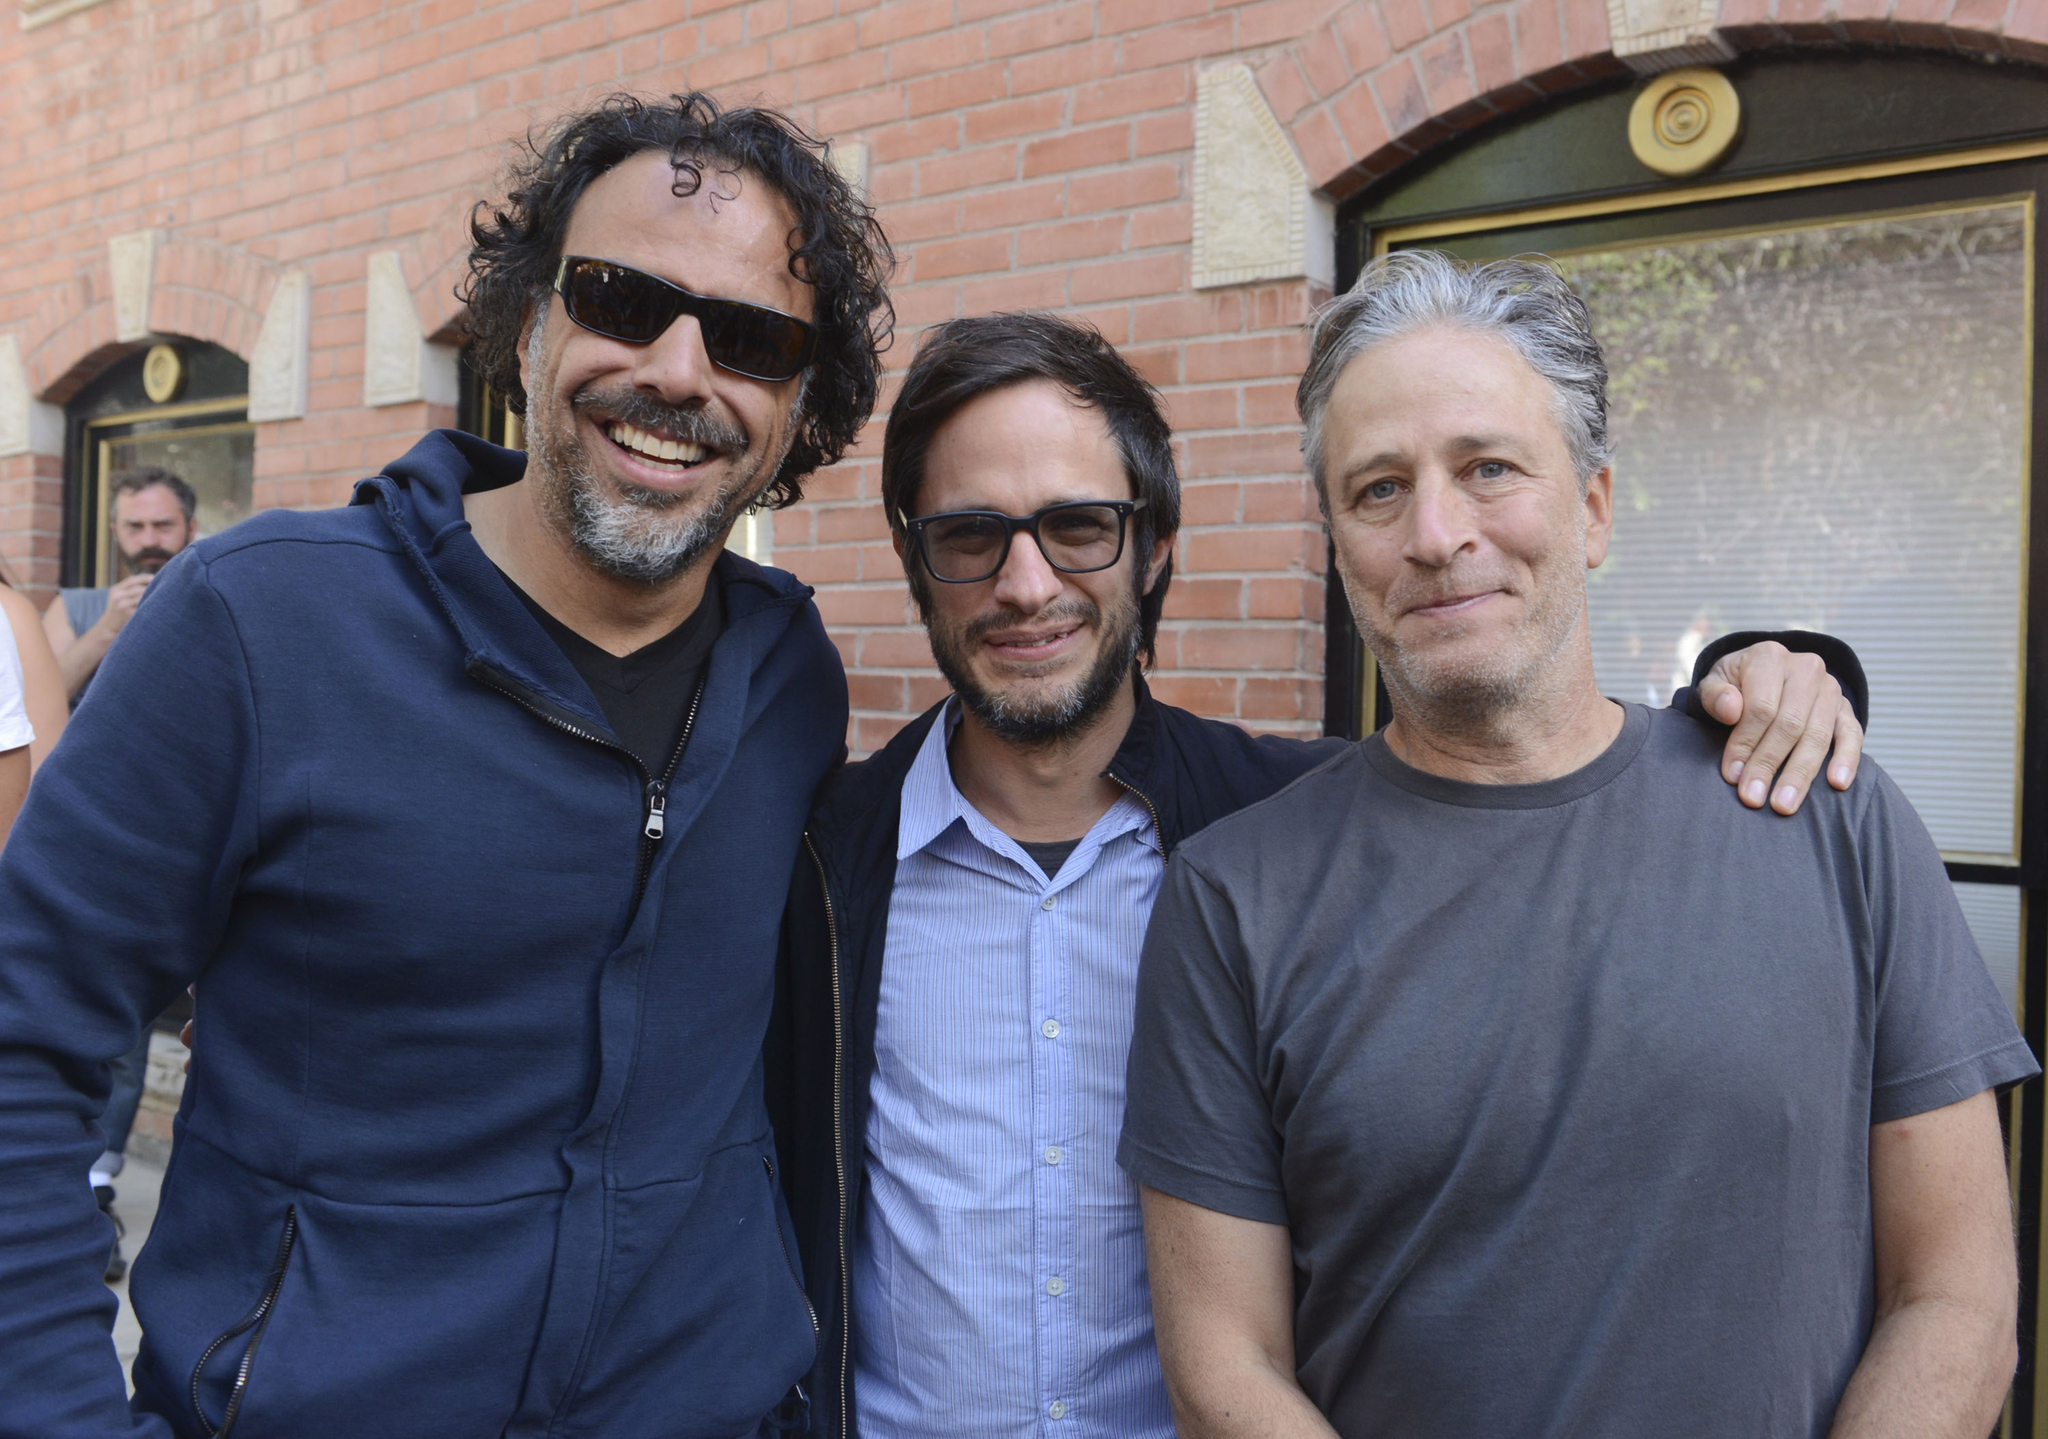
[1556,204,2029,859]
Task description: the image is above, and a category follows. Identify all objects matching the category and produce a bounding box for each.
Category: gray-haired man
[1120,251,2037,1439]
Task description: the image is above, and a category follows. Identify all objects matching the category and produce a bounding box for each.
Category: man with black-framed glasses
[767,310,1871,1439]
[0,92,890,1439]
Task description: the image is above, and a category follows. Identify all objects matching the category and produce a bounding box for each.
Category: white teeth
[606,422,709,467]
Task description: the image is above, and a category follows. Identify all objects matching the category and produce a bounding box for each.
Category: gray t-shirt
[1119,703,2036,1438]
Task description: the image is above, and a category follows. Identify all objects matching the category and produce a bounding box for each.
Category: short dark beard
[921,571,1143,749]
[123,545,179,577]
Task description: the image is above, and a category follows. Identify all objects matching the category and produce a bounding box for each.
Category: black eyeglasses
[554,256,819,383]
[903,499,1149,584]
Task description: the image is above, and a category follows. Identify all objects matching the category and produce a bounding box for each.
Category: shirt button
[1041,896,1056,911]
[1041,1019,1060,1039]
[1046,1276,1065,1296]
[1044,1146,1061,1165]
[1049,1401,1067,1420]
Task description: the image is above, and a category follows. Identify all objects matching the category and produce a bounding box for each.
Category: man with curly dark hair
[0,93,888,1439]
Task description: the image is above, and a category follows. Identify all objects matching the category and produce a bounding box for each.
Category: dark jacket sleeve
[1677,630,1869,731]
[0,553,260,1438]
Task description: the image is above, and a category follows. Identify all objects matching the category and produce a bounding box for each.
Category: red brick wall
[3,0,2032,748]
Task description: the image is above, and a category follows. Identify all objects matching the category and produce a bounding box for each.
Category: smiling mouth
[984,624,1082,658]
[603,420,712,472]
[1408,591,1500,619]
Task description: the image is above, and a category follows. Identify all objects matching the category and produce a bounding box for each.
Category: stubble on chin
[922,584,1142,750]
[1346,561,1587,735]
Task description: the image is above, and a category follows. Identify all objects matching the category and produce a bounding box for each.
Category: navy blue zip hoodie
[0,430,844,1438]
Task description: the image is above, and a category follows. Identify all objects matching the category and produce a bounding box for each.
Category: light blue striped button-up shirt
[853,702,1174,1439]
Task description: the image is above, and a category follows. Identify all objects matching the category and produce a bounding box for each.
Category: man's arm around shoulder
[1142,1185,1340,1439]
[1828,1090,2018,1437]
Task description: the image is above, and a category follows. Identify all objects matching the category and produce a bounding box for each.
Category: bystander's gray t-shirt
[1119,703,2036,1439]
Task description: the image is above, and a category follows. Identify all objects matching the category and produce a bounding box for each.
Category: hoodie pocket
[189,1205,297,1437]
[764,1153,820,1345]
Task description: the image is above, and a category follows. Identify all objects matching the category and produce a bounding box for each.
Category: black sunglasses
[554,256,819,383]
[903,499,1149,584]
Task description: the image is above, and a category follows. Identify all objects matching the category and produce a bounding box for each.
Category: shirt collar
[897,699,974,861]
[896,698,1159,864]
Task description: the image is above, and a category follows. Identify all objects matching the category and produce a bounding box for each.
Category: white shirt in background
[0,620,32,752]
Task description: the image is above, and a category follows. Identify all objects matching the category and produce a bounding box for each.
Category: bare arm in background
[0,588,64,769]
[1827,1090,2019,1437]
[1142,1185,1339,1439]
[43,573,150,701]
[0,745,26,847]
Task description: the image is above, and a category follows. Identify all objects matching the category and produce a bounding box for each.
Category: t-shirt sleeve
[0,620,33,752]
[1862,771,2039,1123]
[1118,852,1289,1225]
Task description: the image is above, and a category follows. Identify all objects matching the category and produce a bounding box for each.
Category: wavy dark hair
[882,312,1180,667]
[461,92,895,509]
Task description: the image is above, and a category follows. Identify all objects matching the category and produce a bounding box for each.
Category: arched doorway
[63,341,253,587]
[1331,50,2048,1429]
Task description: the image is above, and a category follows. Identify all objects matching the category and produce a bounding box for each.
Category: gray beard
[555,462,736,586]
[1353,564,1588,740]
[522,311,790,586]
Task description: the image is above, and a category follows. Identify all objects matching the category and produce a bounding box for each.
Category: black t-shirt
[503,575,724,773]
[1017,836,1084,879]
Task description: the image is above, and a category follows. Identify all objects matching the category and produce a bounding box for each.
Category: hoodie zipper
[641,673,709,849]
[802,832,850,1439]
[190,1205,297,1438]
[470,663,708,909]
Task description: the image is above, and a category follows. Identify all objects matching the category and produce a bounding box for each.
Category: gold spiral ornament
[1628,68,1741,178]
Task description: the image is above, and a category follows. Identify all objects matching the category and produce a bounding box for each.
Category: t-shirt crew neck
[1363,699,1648,808]
[1119,703,2036,1439]
[501,573,724,771]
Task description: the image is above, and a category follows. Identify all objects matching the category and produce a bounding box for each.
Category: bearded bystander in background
[42,466,197,706]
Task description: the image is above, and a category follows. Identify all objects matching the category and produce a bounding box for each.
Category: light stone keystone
[1604,0,1735,74]
[248,271,310,423]
[0,336,60,459]
[364,251,456,408]
[109,231,159,344]
[828,141,870,197]
[1192,65,1333,292]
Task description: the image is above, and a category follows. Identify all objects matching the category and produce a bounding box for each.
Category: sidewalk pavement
[107,1150,165,1393]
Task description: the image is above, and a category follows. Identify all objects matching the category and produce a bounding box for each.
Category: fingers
[1826,705,1865,792]
[1695,663,1748,742]
[1763,695,1839,815]
[1707,641,1789,791]
[1720,647,1844,813]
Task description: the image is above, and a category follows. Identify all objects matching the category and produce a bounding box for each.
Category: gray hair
[1297,250,1613,503]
